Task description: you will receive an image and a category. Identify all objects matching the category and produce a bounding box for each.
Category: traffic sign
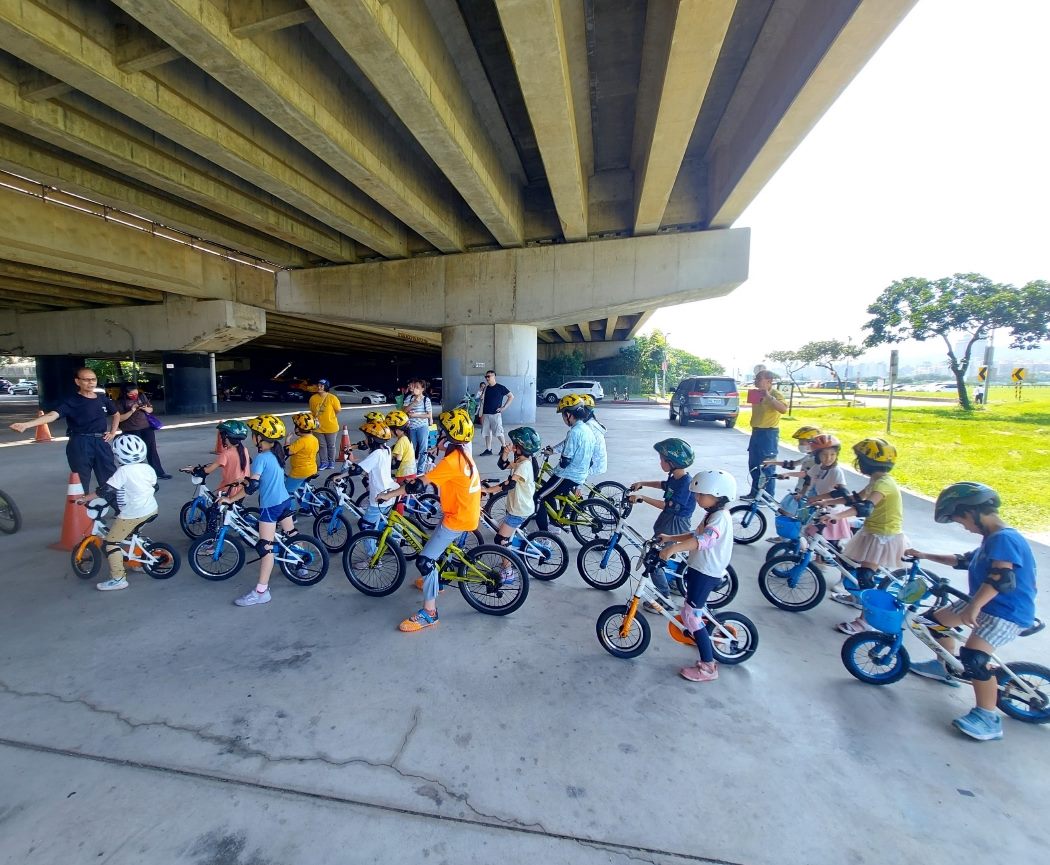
[1012,367,1026,382]
[977,366,987,382]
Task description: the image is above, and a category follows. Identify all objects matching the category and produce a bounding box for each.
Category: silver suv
[668,376,740,428]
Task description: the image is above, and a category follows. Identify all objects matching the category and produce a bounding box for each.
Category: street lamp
[661,333,672,396]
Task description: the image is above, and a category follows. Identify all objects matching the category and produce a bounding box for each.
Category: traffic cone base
[34,410,53,443]
[50,473,93,552]
[340,425,351,455]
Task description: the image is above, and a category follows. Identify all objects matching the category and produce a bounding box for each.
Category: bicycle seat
[306,473,319,482]
[1020,619,1045,638]
[131,514,158,534]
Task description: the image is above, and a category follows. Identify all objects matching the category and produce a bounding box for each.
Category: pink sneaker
[679,661,719,682]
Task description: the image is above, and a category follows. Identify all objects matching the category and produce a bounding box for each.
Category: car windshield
[685,379,734,394]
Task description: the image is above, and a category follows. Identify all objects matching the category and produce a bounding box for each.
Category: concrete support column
[35,355,85,412]
[162,352,212,415]
[441,324,537,424]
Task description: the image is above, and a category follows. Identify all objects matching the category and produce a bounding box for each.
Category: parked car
[428,377,443,402]
[225,378,307,402]
[539,379,604,404]
[330,384,387,405]
[668,375,740,428]
[0,378,12,394]
[815,380,858,390]
[10,381,38,395]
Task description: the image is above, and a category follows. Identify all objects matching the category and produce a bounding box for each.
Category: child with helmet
[800,434,852,548]
[628,438,697,608]
[904,483,1038,741]
[223,414,297,607]
[353,418,397,541]
[763,426,822,524]
[81,434,158,592]
[183,420,251,493]
[579,394,608,478]
[379,408,482,632]
[308,379,342,469]
[821,438,908,634]
[534,395,596,532]
[482,426,542,548]
[385,410,417,480]
[285,412,320,502]
[656,469,738,682]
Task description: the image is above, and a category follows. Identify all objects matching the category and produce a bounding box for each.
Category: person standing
[116,382,171,479]
[478,370,513,456]
[744,369,787,499]
[309,378,342,469]
[403,378,433,465]
[9,367,120,492]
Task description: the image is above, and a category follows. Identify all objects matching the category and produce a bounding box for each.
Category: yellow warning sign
[977,366,987,382]
[1012,367,1026,382]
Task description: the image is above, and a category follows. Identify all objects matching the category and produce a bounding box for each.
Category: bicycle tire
[279,535,329,586]
[675,564,739,610]
[569,497,618,545]
[592,480,628,504]
[758,554,826,612]
[576,539,631,590]
[188,534,245,581]
[407,493,442,532]
[596,604,651,658]
[521,530,568,580]
[484,490,508,524]
[765,541,797,562]
[457,545,529,616]
[342,531,406,596]
[840,631,909,684]
[312,510,354,552]
[179,500,211,540]
[70,536,103,579]
[141,540,180,579]
[995,662,1050,724]
[707,610,759,665]
[323,473,355,499]
[0,488,23,534]
[729,504,767,545]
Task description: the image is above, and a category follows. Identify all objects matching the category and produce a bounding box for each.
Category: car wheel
[362,397,372,405]
[545,393,558,404]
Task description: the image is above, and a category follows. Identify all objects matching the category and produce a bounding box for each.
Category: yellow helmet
[579,393,596,408]
[246,414,286,441]
[360,419,392,440]
[385,409,409,429]
[557,393,587,414]
[438,408,474,443]
[791,425,821,441]
[292,412,318,433]
[363,410,386,424]
[853,437,896,469]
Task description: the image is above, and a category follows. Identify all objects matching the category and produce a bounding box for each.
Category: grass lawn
[775,387,1050,533]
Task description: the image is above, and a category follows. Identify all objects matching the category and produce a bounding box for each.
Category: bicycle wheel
[179,500,211,540]
[141,541,180,579]
[407,493,442,531]
[354,490,370,508]
[459,529,485,553]
[707,610,758,665]
[840,631,909,684]
[576,539,630,590]
[70,536,103,579]
[706,565,739,610]
[569,497,619,545]
[765,541,796,562]
[729,505,767,545]
[0,488,22,534]
[279,536,329,586]
[592,480,628,504]
[312,510,354,552]
[758,554,826,612]
[457,545,529,616]
[188,534,245,581]
[484,490,508,524]
[596,604,651,658]
[521,530,568,580]
[342,531,406,596]
[996,662,1050,724]
[324,473,354,498]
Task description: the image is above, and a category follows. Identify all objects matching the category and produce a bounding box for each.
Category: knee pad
[680,603,704,634]
[959,647,994,681]
[855,567,876,590]
[495,534,513,548]
[254,539,274,557]
[415,555,436,577]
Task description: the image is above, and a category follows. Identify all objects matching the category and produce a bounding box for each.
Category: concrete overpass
[0,0,916,416]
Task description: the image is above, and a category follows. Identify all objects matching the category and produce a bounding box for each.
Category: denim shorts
[501,514,527,529]
[259,500,293,524]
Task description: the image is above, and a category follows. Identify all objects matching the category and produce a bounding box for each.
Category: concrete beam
[114,19,181,73]
[553,326,575,343]
[625,309,655,339]
[0,0,407,258]
[305,0,524,249]
[0,271,162,306]
[631,0,735,235]
[708,0,918,227]
[113,0,466,254]
[604,315,619,341]
[0,281,96,309]
[229,0,314,37]
[0,298,266,356]
[278,228,750,330]
[576,320,593,342]
[495,0,588,241]
[17,68,71,103]
[537,338,631,362]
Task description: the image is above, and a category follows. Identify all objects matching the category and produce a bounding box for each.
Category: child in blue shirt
[534,395,595,532]
[906,482,1038,741]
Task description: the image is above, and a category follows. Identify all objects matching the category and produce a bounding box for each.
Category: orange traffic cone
[34,410,53,443]
[340,425,351,455]
[50,473,93,551]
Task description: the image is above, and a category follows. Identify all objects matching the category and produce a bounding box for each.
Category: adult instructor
[744,368,787,500]
[9,367,120,491]
[477,370,514,456]
[309,378,342,469]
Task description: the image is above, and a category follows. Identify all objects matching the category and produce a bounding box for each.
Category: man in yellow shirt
[309,379,342,469]
[745,369,787,499]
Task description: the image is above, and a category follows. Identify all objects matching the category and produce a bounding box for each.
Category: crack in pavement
[0,680,546,834]
[391,706,420,768]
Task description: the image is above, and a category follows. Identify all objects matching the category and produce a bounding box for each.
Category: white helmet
[689,469,737,501]
[113,434,148,465]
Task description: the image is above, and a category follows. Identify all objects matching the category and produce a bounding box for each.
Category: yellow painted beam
[229,0,313,37]
[114,19,181,73]
[17,68,71,102]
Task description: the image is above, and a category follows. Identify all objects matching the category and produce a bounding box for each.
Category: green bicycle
[342,508,529,615]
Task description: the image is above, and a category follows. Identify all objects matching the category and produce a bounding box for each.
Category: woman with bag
[403,378,433,467]
[116,381,171,479]
[309,378,342,469]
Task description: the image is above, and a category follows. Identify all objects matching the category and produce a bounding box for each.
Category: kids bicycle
[727,464,784,544]
[840,563,1050,724]
[187,501,329,586]
[342,511,528,616]
[484,450,627,521]
[477,501,569,580]
[483,471,618,546]
[70,497,180,580]
[595,537,758,662]
[0,487,22,534]
[575,491,738,603]
[178,467,252,539]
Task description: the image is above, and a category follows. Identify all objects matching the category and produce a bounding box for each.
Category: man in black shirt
[477,369,514,456]
[10,367,120,491]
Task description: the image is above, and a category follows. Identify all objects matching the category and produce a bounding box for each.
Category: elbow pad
[244,478,260,495]
[558,454,571,469]
[98,486,119,509]
[854,499,874,518]
[500,478,517,492]
[781,460,797,471]
[405,478,424,494]
[985,566,1017,594]
[828,487,849,500]
[953,552,974,571]
[497,454,511,470]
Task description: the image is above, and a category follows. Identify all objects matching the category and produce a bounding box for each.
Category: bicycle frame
[597,504,687,581]
[363,516,495,587]
[210,504,311,567]
[76,501,166,569]
[479,509,554,568]
[536,456,620,505]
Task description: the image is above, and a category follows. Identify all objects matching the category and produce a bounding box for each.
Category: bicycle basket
[774,514,802,540]
[860,589,904,634]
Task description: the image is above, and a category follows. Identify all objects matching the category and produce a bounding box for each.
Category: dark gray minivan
[668,376,740,428]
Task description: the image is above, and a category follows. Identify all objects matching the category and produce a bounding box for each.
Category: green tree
[863,274,1050,410]
[620,330,722,392]
[790,339,863,399]
[537,349,585,391]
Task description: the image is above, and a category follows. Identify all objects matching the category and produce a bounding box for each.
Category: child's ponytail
[236,442,248,473]
[272,441,288,468]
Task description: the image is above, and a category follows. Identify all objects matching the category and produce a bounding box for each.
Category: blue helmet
[317,378,330,388]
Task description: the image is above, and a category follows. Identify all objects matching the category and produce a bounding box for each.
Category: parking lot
[1,404,1047,864]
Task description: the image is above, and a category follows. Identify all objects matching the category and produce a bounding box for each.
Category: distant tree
[620,330,722,390]
[790,339,863,399]
[766,349,808,391]
[537,349,585,390]
[863,274,1050,410]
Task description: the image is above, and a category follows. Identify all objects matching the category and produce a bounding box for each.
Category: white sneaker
[234,588,271,606]
[96,578,129,592]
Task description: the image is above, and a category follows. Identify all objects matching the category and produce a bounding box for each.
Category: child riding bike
[534,394,596,532]
[905,482,1039,741]
[482,426,541,548]
[182,419,252,495]
[285,412,320,502]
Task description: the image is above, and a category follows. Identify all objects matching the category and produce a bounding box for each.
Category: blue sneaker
[952,708,1003,741]
[909,659,961,687]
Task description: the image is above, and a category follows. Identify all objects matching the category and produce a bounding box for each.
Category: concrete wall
[441,324,537,424]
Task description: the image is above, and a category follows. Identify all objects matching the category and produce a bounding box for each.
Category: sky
[646,0,1050,378]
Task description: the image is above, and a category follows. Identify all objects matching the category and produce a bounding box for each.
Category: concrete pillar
[35,355,85,412]
[441,324,537,424]
[162,352,212,415]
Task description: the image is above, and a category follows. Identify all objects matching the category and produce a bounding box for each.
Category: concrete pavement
[1,404,1047,865]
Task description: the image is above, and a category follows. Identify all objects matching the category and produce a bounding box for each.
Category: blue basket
[860,589,904,634]
[774,514,801,540]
